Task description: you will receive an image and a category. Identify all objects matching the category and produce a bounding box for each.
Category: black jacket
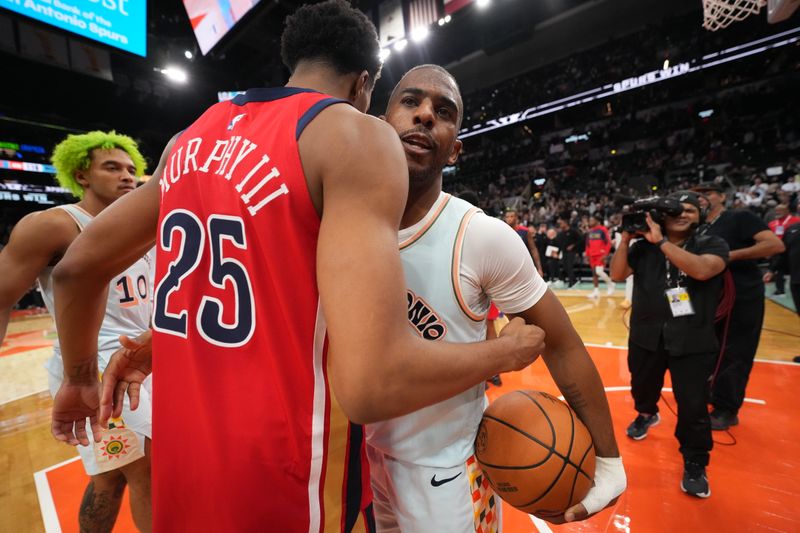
[628,234,730,356]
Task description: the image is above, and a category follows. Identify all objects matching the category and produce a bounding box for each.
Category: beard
[407,148,453,188]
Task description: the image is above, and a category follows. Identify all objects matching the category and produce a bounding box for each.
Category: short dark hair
[281,0,381,82]
[388,64,464,128]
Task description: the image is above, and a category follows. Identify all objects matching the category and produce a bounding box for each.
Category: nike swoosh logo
[430,472,462,487]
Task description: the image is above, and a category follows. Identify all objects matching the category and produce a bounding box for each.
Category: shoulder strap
[296,98,349,140]
[56,204,93,231]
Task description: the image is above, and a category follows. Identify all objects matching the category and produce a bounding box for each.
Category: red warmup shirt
[768,214,800,239]
[151,88,372,532]
[586,224,611,257]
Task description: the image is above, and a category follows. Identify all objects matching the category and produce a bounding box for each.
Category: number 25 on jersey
[153,209,255,347]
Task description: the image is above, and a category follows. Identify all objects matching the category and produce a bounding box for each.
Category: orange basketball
[475,390,595,518]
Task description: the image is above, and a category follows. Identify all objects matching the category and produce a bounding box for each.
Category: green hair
[51,130,147,198]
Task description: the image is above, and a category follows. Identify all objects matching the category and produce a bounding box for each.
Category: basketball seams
[576,442,595,481]
[560,391,579,507]
[477,415,556,469]
[522,391,592,477]
[514,392,576,510]
[478,407,589,473]
[478,390,596,515]
[517,391,556,447]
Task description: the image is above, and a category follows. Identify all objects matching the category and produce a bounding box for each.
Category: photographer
[610,191,730,499]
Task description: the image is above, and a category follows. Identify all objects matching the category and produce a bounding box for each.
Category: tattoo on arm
[560,382,589,412]
[68,359,98,381]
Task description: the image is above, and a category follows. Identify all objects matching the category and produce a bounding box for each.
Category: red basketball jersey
[152,88,373,532]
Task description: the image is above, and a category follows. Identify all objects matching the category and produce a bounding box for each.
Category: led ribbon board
[1,0,146,56]
[459,27,800,139]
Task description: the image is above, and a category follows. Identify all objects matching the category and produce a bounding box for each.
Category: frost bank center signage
[2,0,146,56]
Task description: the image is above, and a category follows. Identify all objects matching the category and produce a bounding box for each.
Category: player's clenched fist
[497,316,546,371]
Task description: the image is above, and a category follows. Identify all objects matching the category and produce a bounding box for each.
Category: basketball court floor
[1,291,798,532]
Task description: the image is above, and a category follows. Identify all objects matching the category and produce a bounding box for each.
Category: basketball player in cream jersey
[0,131,153,532]
[366,66,627,532]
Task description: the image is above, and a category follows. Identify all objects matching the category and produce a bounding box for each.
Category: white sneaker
[606,283,616,296]
[588,288,599,299]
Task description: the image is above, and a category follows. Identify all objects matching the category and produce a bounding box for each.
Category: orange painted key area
[488,345,800,533]
[36,459,136,533]
[33,344,800,532]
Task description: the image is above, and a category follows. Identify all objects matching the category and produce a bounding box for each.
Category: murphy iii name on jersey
[159,135,288,218]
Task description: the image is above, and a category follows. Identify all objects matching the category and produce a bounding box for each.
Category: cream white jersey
[366,192,547,467]
[39,204,152,374]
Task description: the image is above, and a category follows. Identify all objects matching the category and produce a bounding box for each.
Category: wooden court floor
[1,292,798,532]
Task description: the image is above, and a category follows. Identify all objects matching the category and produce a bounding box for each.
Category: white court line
[753,358,800,366]
[585,342,627,350]
[33,456,79,533]
[530,515,555,533]
[0,388,49,407]
[584,343,798,367]
[556,386,766,405]
[565,304,595,314]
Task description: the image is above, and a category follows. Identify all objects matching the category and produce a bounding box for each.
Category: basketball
[475,390,595,518]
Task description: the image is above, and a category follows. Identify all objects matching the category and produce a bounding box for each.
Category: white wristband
[580,456,627,515]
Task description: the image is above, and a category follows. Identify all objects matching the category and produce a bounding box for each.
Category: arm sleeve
[459,214,548,315]
[627,240,644,273]
[698,235,730,262]
[737,210,770,240]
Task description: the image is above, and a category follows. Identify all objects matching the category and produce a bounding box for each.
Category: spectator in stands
[543,228,562,283]
[766,204,800,296]
[504,209,544,276]
[556,217,582,288]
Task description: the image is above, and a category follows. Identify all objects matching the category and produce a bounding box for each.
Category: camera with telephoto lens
[620,196,684,233]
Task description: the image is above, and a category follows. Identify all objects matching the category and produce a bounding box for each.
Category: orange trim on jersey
[399,194,451,250]
[451,208,486,323]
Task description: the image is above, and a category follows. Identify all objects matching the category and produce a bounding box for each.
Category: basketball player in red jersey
[368,65,626,528]
[49,2,545,531]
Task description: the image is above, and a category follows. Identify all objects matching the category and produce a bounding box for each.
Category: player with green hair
[52,130,147,198]
[0,130,153,532]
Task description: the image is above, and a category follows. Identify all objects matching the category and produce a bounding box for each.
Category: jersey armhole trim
[399,194,452,250]
[296,98,350,140]
[451,208,486,323]
[57,205,88,231]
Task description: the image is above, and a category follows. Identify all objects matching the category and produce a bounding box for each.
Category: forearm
[52,268,107,383]
[331,334,514,424]
[730,240,784,262]
[0,307,9,346]
[661,242,722,280]
[609,242,630,281]
[543,341,619,457]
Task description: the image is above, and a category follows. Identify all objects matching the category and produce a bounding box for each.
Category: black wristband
[657,238,668,247]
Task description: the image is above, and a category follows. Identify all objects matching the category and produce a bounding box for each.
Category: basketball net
[702,0,766,31]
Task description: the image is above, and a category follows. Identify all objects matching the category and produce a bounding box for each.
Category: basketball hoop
[702,0,766,31]
[702,0,799,30]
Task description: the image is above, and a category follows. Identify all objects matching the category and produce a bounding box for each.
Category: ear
[351,70,370,102]
[74,169,89,188]
[447,139,463,166]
